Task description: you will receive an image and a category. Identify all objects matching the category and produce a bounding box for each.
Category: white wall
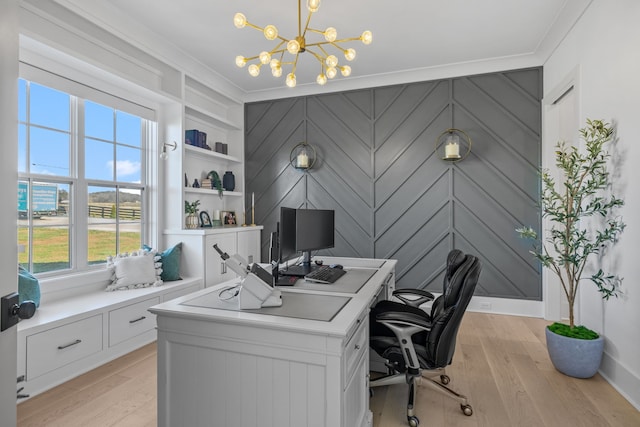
[544,0,640,409]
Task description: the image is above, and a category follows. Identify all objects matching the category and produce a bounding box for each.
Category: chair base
[370,367,473,425]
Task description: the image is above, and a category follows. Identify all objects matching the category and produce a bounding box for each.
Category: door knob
[1,292,36,332]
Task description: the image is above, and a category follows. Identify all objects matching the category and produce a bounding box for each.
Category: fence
[88,205,141,220]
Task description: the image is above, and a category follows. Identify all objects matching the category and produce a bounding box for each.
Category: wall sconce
[160,141,177,160]
[435,129,472,162]
[290,142,316,170]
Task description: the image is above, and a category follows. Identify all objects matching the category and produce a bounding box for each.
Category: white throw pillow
[106,250,162,291]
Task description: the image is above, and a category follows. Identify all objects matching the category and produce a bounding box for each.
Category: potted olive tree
[517,119,625,378]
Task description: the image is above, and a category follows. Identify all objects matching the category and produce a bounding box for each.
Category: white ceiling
[56,0,592,100]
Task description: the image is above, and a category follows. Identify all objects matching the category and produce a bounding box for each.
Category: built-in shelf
[184,187,242,197]
[184,104,241,131]
[184,144,241,163]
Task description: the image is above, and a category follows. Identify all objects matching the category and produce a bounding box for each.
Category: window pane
[18,124,27,173]
[32,226,70,273]
[116,145,142,183]
[88,185,117,263]
[30,127,70,176]
[18,79,26,122]
[85,138,114,181]
[30,83,70,131]
[118,188,141,253]
[116,111,142,147]
[85,101,114,141]
[18,227,29,270]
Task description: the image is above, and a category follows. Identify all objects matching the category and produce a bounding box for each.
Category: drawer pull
[129,316,147,324]
[57,339,82,350]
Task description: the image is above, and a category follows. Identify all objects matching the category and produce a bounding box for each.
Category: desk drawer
[27,314,103,380]
[109,297,159,347]
[344,315,368,386]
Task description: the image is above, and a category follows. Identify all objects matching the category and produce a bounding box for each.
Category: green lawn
[19,228,141,273]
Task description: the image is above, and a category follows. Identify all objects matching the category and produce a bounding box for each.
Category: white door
[543,78,578,322]
[0,0,19,424]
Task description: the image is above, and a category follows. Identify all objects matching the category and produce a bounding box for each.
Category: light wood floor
[18,312,640,427]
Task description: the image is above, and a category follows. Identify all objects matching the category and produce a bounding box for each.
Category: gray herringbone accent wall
[245,67,542,300]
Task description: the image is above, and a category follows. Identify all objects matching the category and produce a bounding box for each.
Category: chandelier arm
[305,48,326,64]
[331,37,364,44]
[301,12,313,38]
[269,41,287,54]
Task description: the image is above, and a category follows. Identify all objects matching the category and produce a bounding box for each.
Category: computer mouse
[330,264,343,269]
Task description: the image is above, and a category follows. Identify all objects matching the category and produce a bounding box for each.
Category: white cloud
[107,160,140,176]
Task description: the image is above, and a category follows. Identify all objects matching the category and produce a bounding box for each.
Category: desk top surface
[149,257,396,337]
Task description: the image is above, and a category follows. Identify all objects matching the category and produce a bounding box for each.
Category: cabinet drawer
[27,314,103,380]
[344,315,368,385]
[109,297,159,347]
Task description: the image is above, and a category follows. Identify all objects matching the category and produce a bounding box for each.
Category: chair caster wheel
[407,415,419,426]
[440,374,450,385]
[461,404,473,416]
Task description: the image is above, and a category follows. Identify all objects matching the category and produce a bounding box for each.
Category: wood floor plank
[17,314,640,427]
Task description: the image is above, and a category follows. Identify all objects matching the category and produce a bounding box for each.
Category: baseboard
[599,350,640,411]
[416,295,545,318]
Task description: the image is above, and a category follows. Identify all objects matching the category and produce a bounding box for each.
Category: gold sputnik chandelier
[233,0,372,88]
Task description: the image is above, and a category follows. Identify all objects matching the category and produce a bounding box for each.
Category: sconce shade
[160,141,177,160]
[290,142,317,170]
[435,129,471,162]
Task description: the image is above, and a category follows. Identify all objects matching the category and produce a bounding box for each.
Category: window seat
[16,273,203,401]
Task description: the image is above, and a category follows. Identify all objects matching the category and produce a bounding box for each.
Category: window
[18,77,152,275]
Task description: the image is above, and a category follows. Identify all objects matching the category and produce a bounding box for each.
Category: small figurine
[192,178,200,188]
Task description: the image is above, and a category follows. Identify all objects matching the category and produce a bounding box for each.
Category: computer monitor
[279,207,297,264]
[279,207,335,276]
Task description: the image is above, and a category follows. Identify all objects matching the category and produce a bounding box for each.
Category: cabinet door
[205,233,237,287]
[344,350,369,427]
[237,229,261,264]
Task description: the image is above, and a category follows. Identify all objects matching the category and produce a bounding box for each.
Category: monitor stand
[279,250,320,277]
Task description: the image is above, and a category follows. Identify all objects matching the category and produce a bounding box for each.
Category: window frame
[18,66,157,278]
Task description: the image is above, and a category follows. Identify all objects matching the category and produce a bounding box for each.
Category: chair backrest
[425,253,481,368]
[430,249,466,318]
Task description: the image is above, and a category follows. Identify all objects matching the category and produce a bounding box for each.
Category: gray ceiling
[56,0,591,98]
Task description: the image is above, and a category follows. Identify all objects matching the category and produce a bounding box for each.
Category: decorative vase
[545,327,604,378]
[185,213,199,229]
[223,171,235,191]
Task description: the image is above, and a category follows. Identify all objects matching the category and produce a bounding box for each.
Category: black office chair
[369,249,481,427]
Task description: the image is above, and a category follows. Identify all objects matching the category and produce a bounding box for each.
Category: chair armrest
[376,310,432,332]
[392,288,435,308]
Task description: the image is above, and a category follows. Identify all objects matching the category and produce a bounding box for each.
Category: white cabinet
[165,226,262,288]
[17,277,203,399]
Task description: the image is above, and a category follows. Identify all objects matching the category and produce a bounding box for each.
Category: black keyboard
[304,266,346,284]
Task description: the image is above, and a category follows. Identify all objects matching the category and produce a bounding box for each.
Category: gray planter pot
[545,327,604,378]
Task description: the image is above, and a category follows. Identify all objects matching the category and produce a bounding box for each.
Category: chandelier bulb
[326,67,337,79]
[263,25,278,41]
[270,58,280,69]
[307,0,321,13]
[286,73,297,88]
[259,51,271,65]
[235,56,247,68]
[324,27,337,42]
[287,39,301,55]
[326,54,338,68]
[248,64,260,77]
[317,73,327,85]
[272,66,283,77]
[344,48,356,61]
[340,65,352,77]
[361,30,373,45]
[233,13,247,29]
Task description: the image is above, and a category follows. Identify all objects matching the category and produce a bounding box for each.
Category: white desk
[149,257,396,427]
